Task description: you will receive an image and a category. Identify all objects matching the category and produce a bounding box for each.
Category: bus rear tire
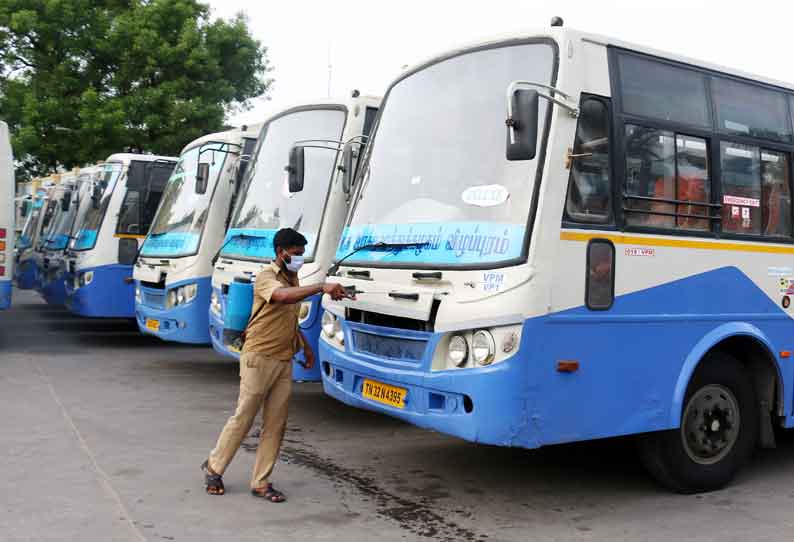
[639,352,758,493]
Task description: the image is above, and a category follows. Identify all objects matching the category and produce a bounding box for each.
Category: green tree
[0,0,272,179]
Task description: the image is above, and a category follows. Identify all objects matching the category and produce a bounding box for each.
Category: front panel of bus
[133,136,257,344]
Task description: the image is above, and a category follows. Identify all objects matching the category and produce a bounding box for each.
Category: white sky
[208,0,794,126]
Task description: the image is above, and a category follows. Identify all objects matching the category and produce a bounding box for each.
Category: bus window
[712,77,791,143]
[624,125,676,228]
[721,143,791,237]
[625,125,711,231]
[761,150,791,237]
[618,53,711,128]
[565,97,611,224]
[586,239,614,310]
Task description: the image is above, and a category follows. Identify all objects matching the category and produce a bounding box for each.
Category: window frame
[608,46,794,244]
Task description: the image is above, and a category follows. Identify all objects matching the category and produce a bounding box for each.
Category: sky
[207,0,794,126]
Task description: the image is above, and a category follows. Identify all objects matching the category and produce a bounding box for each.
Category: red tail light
[0,266,5,276]
[0,228,5,239]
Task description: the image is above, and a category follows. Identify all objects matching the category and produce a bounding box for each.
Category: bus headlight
[299,301,312,324]
[135,285,141,303]
[79,271,94,287]
[472,330,496,366]
[166,283,199,309]
[333,319,344,344]
[448,335,468,367]
[322,310,336,338]
[210,290,221,316]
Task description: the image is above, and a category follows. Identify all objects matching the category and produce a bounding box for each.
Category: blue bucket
[223,276,253,345]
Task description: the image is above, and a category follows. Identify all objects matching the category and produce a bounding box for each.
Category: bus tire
[639,352,758,493]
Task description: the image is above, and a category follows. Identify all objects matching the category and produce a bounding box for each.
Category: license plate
[361,379,407,409]
[145,318,160,332]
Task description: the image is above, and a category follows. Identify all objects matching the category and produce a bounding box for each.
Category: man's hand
[303,343,315,370]
[322,282,354,301]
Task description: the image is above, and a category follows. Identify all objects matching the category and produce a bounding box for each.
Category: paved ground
[3,289,794,541]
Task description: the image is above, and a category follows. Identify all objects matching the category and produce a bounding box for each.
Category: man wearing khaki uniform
[202,228,349,502]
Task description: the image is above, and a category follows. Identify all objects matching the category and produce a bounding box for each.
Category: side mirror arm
[505,81,579,144]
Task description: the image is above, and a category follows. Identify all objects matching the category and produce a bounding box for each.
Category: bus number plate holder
[362,379,407,409]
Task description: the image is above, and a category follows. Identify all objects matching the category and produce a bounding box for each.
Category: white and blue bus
[65,154,177,318]
[318,23,794,492]
[14,189,48,289]
[0,121,13,310]
[210,95,380,381]
[133,127,260,344]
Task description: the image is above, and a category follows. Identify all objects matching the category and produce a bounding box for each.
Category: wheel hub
[681,384,740,465]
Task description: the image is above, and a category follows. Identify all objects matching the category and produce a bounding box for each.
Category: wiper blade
[328,241,431,276]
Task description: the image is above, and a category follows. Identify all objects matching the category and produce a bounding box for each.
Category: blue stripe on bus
[320,266,793,449]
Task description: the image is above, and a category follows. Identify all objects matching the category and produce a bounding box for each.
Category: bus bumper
[135,277,212,344]
[0,279,11,310]
[65,264,135,318]
[14,259,37,290]
[319,321,535,448]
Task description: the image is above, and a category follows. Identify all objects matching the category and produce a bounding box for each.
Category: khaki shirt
[242,262,303,360]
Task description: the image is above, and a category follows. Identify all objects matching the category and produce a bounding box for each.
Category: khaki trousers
[208,352,292,489]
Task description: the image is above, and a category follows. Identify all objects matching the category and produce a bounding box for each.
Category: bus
[40,167,101,305]
[0,121,13,310]
[317,23,794,493]
[210,94,380,381]
[15,188,50,289]
[133,126,260,344]
[65,154,177,318]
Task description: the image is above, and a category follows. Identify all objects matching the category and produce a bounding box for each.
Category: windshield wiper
[328,242,431,276]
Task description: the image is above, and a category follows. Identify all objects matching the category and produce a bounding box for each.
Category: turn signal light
[557,360,579,373]
[0,241,5,250]
[781,351,791,359]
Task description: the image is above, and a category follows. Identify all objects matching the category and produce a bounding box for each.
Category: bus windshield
[340,42,555,267]
[71,163,124,251]
[223,107,346,261]
[18,199,43,249]
[141,144,228,258]
[44,185,81,250]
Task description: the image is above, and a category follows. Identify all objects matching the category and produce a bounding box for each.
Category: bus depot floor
[4,289,794,542]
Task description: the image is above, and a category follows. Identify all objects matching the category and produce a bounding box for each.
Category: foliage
[0,0,272,179]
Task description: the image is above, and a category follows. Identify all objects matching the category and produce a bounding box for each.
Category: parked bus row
[15,21,794,493]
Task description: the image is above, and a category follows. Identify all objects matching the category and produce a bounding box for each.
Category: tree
[0,0,272,179]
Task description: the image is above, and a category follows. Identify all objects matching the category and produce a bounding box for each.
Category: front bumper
[14,259,37,290]
[65,264,135,318]
[0,279,11,310]
[319,319,535,447]
[135,277,212,344]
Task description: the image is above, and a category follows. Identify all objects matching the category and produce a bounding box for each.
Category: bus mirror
[196,163,210,195]
[342,144,355,195]
[506,89,539,161]
[91,184,102,209]
[126,161,147,191]
[286,146,305,193]
[61,191,72,212]
[118,237,138,266]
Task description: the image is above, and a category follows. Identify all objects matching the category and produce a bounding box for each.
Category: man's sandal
[251,483,286,503]
[201,460,225,495]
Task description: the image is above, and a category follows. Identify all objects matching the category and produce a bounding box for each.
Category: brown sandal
[201,460,225,495]
[251,483,286,503]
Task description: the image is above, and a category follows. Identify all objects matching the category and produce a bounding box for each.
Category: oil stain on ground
[242,431,486,541]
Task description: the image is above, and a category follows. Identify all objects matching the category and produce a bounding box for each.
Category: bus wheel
[639,352,758,493]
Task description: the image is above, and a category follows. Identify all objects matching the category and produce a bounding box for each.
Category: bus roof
[104,153,178,165]
[392,26,794,96]
[180,125,262,155]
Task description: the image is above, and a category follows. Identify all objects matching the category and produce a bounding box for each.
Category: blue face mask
[285,254,304,273]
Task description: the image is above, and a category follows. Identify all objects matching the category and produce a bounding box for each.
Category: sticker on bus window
[462,184,510,207]
[741,207,750,219]
[731,206,740,218]
[724,195,760,208]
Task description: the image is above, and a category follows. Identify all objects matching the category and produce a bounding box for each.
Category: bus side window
[586,239,615,310]
[565,98,612,224]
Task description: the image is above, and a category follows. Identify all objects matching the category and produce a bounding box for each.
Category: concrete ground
[3,288,794,542]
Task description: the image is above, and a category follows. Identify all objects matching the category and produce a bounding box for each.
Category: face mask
[284,254,304,273]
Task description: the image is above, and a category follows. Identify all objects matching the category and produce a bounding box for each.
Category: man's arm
[270,282,351,304]
[298,330,315,369]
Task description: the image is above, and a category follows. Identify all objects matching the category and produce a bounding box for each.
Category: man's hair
[273,228,308,253]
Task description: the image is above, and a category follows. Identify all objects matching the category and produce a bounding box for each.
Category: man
[202,228,350,502]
